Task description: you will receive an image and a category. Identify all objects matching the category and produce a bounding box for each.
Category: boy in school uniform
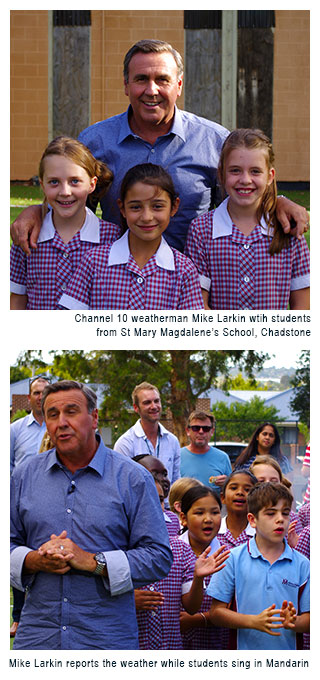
[207,482,310,650]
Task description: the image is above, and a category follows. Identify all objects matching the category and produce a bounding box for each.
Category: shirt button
[243,276,250,283]
[62,626,67,631]
[66,508,72,514]
[61,284,67,291]
[150,586,154,591]
[151,149,155,153]
[63,597,68,602]
[243,243,250,249]
[151,611,156,617]
[137,277,144,284]
[63,252,69,258]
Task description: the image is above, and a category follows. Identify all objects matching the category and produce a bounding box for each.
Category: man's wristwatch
[93,552,106,575]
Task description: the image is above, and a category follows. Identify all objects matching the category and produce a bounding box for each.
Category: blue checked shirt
[10,437,173,650]
[78,106,229,252]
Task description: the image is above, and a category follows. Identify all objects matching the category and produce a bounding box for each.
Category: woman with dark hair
[233,422,292,475]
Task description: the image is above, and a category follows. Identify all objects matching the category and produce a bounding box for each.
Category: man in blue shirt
[10,380,173,650]
[10,376,49,638]
[11,40,309,254]
[180,410,232,494]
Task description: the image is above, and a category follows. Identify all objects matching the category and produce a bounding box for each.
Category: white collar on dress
[219,515,256,536]
[107,231,175,270]
[37,207,101,244]
[211,198,271,239]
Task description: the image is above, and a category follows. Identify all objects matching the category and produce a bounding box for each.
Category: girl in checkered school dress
[185,129,310,310]
[178,485,232,649]
[10,136,121,309]
[59,163,204,310]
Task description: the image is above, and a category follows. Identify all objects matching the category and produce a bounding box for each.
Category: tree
[45,350,269,444]
[212,396,279,442]
[290,350,310,428]
[224,372,267,391]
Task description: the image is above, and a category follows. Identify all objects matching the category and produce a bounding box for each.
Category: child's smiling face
[40,154,96,226]
[118,182,179,246]
[224,147,274,213]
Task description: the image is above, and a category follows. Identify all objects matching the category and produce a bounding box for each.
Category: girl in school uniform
[178,484,230,649]
[10,136,120,309]
[185,128,310,310]
[59,163,204,310]
[217,470,257,550]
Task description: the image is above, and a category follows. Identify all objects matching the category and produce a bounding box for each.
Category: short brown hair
[187,410,215,428]
[42,380,97,415]
[247,482,293,517]
[249,455,292,489]
[132,382,160,406]
[123,39,184,82]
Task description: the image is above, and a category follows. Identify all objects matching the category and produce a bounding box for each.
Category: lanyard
[144,429,161,458]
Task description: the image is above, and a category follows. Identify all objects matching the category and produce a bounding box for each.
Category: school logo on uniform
[282,578,299,588]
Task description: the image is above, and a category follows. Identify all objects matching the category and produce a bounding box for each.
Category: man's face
[43,389,98,460]
[28,379,48,417]
[186,417,214,451]
[134,388,162,423]
[124,51,183,130]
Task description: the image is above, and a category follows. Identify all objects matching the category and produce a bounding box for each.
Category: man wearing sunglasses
[180,411,232,494]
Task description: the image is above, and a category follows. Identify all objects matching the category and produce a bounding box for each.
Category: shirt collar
[211,198,270,239]
[219,516,256,537]
[248,536,293,561]
[37,207,101,244]
[179,529,220,555]
[26,412,43,427]
[108,231,175,270]
[133,419,167,438]
[45,435,107,477]
[119,106,185,143]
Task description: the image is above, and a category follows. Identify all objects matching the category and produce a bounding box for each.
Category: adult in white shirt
[113,381,180,485]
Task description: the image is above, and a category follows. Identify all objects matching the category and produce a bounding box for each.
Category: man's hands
[11,204,43,255]
[24,530,97,575]
[276,196,309,239]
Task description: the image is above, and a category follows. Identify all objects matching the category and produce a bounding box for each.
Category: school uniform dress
[59,231,204,310]
[185,198,310,309]
[164,510,180,538]
[10,208,121,309]
[179,531,229,649]
[136,537,196,649]
[207,537,310,650]
[217,516,256,550]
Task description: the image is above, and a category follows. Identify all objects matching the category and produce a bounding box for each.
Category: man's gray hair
[42,380,97,414]
[123,39,184,83]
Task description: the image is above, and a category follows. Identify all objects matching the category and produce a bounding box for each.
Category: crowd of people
[10,39,310,310]
[10,378,310,651]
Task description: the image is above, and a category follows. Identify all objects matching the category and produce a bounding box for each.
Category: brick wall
[273,10,310,181]
[10,10,309,183]
[12,394,29,415]
[10,10,49,180]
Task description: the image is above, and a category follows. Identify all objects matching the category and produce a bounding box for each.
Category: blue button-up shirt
[10,438,173,649]
[10,413,47,474]
[78,106,229,252]
[113,419,181,485]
